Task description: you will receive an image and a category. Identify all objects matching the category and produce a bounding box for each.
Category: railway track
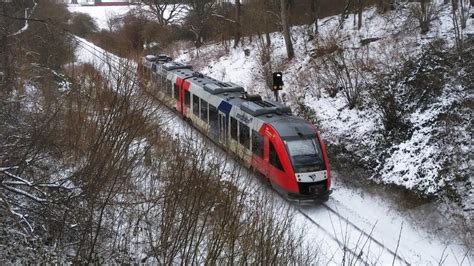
[321,202,410,265]
[73,36,412,265]
[295,202,410,265]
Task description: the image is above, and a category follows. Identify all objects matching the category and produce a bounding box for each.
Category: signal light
[272,72,283,91]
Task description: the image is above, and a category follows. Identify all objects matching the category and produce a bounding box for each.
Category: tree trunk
[234,0,241,48]
[264,0,271,47]
[265,31,271,47]
[280,0,294,59]
[358,0,363,30]
[378,0,388,13]
[340,0,351,29]
[0,3,10,91]
[451,0,462,53]
[459,0,467,29]
[420,0,429,34]
[311,0,319,35]
[353,0,356,27]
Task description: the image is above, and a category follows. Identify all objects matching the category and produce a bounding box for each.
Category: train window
[252,130,264,157]
[185,90,190,107]
[155,74,161,90]
[285,137,325,173]
[239,122,250,149]
[193,95,199,116]
[270,142,284,171]
[200,99,208,123]
[209,104,217,125]
[161,75,167,90]
[173,83,179,99]
[166,80,172,97]
[231,117,238,140]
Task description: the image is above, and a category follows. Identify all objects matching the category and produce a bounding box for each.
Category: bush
[369,71,406,132]
[19,1,75,68]
[69,12,98,37]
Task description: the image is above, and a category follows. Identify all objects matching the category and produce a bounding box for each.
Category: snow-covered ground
[68,5,134,30]
[71,2,473,264]
[171,3,474,216]
[74,34,472,266]
[67,4,188,30]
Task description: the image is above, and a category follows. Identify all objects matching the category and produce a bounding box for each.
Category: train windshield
[285,137,325,173]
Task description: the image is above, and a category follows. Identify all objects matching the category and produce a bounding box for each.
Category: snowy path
[73,37,472,265]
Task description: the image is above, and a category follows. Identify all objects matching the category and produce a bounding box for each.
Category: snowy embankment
[68,5,134,30]
[172,3,473,215]
[73,18,472,266]
[67,4,188,31]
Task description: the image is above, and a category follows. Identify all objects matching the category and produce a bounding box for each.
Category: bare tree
[339,0,353,29]
[280,0,294,59]
[451,0,470,54]
[0,2,10,89]
[310,0,320,35]
[185,0,216,48]
[358,0,363,30]
[0,0,35,93]
[410,0,438,34]
[452,0,470,29]
[234,0,241,48]
[140,0,186,26]
[256,35,275,92]
[315,35,367,109]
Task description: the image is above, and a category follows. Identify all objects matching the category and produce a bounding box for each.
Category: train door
[263,136,270,175]
[218,111,227,144]
[209,105,218,140]
[178,78,191,116]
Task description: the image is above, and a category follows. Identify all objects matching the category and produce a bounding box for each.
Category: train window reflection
[269,142,284,171]
[252,130,264,157]
[200,99,208,123]
[239,122,250,149]
[185,90,190,107]
[193,95,199,116]
[285,138,324,173]
[173,84,179,99]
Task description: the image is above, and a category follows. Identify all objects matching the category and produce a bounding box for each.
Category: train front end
[283,131,332,202]
[268,119,332,203]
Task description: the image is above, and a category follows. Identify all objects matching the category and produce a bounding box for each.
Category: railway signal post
[272,72,283,102]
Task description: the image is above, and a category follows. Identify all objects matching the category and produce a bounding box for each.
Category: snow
[321,178,471,265]
[68,5,133,30]
[67,4,189,31]
[9,1,38,37]
[72,2,473,264]
[146,105,469,265]
[171,4,473,263]
[174,3,474,204]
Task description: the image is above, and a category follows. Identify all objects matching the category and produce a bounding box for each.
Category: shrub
[69,12,98,37]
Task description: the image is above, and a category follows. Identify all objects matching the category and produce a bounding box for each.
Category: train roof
[263,115,316,138]
[147,55,318,138]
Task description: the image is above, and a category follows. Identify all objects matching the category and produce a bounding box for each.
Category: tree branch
[1,184,47,203]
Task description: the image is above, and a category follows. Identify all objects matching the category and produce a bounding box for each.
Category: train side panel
[257,123,299,193]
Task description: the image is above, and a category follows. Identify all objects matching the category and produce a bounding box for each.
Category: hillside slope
[174,3,474,218]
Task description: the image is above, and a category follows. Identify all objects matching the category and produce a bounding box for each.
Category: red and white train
[139,55,332,202]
